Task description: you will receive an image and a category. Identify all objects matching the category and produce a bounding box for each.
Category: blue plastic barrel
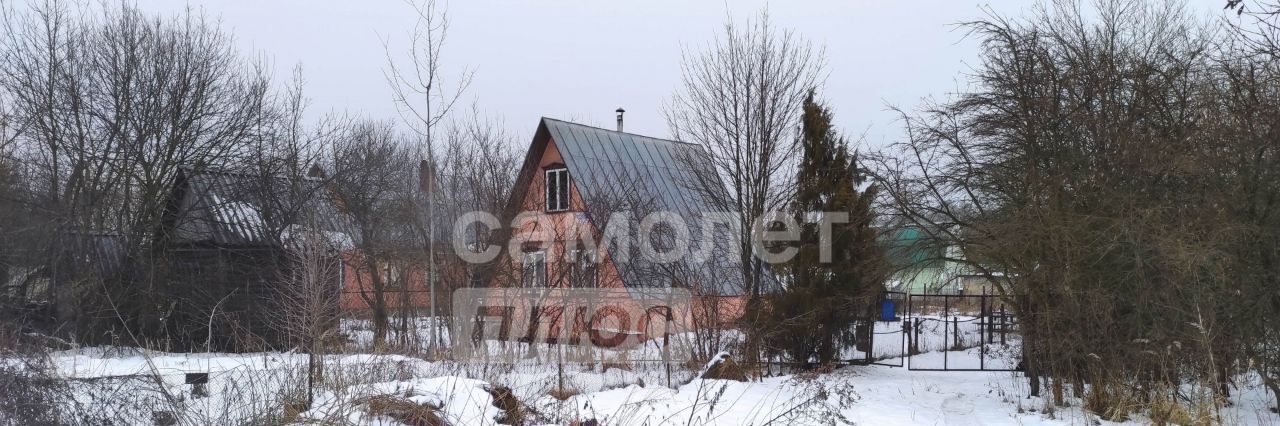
[881,299,897,321]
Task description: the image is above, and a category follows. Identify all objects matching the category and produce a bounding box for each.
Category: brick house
[491,116,775,331]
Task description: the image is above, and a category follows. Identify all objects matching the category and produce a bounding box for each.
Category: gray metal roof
[166,168,358,248]
[516,118,775,296]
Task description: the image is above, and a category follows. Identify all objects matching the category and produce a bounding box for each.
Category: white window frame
[570,248,598,288]
[522,250,546,287]
[381,262,403,290]
[545,168,570,212]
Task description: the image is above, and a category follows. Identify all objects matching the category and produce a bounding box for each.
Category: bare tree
[871,1,1280,415]
[328,120,418,351]
[271,222,343,408]
[0,1,282,344]
[663,8,825,362]
[383,0,474,353]
[1226,0,1280,56]
[428,111,520,339]
[1208,30,1280,411]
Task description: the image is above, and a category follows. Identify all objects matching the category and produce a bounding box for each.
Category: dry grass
[548,386,580,401]
[1147,384,1222,426]
[281,399,309,423]
[358,394,448,426]
[700,354,748,382]
[485,384,527,425]
[601,352,633,373]
[1083,381,1137,422]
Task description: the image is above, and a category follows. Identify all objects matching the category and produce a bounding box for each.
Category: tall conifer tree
[767,90,886,364]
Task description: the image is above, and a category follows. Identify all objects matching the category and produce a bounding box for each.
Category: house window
[522,250,546,287]
[570,248,598,288]
[545,168,570,212]
[381,262,403,289]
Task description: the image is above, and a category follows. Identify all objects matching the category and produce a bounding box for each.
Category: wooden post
[913,317,921,355]
[865,318,875,364]
[664,307,672,388]
[1000,303,1007,345]
[557,334,564,393]
[983,289,992,344]
[902,318,911,358]
[952,316,959,349]
[983,296,993,342]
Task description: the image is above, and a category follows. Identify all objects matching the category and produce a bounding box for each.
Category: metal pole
[980,293,988,370]
[905,294,912,368]
[943,295,949,370]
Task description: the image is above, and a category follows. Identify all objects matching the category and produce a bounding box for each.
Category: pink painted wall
[509,139,625,289]
[499,135,750,328]
[338,252,450,312]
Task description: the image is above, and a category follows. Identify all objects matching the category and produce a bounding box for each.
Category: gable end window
[545,168,570,212]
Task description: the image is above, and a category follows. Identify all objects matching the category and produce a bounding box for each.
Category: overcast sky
[124,0,1227,150]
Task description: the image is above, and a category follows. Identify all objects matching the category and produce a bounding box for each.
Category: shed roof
[164,167,358,249]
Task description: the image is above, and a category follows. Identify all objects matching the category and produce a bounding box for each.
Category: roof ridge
[540,117,701,147]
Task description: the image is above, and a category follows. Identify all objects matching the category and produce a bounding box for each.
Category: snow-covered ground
[16,314,1276,426]
[32,346,1280,425]
[6,315,1269,425]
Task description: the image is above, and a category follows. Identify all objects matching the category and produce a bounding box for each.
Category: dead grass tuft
[549,386,581,401]
[485,384,527,425]
[1083,381,1135,422]
[358,394,449,426]
[701,353,748,382]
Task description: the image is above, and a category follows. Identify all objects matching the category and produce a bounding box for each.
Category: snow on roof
[169,167,359,247]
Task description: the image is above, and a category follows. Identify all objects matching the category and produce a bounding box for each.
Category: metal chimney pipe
[615,108,625,132]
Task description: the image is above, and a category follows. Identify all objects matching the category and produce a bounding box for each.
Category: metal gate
[846,291,908,367]
[904,293,1020,371]
[845,292,1021,371]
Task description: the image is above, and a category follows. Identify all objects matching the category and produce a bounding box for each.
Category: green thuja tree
[766,90,887,365]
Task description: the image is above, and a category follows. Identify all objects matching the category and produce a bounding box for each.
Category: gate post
[943,295,949,370]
